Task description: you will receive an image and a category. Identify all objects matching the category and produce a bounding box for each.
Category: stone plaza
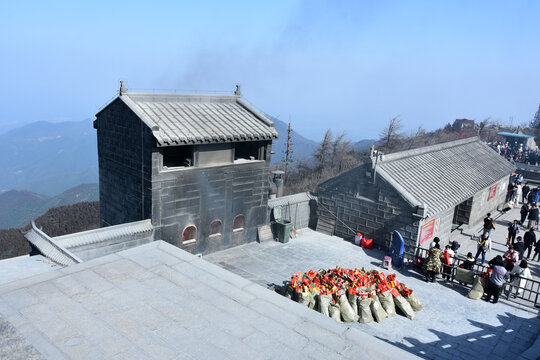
[204,205,540,360]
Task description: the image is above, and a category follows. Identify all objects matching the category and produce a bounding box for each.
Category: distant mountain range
[0,120,98,196]
[353,139,380,152]
[0,118,377,200]
[0,183,99,229]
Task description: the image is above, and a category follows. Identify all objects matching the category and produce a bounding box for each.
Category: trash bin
[276,220,292,243]
[272,205,292,243]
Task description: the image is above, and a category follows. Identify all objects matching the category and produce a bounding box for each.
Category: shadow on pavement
[380,312,539,360]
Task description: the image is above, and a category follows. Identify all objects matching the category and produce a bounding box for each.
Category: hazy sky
[1,0,539,140]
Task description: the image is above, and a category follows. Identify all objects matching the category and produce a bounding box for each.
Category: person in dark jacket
[520,203,529,225]
[483,213,496,235]
[514,236,525,260]
[484,258,508,304]
[527,204,539,230]
[524,228,536,259]
[522,183,530,203]
[507,220,520,246]
[528,190,535,204]
[532,240,540,261]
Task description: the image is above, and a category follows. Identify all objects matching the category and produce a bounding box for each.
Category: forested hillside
[0,201,99,260]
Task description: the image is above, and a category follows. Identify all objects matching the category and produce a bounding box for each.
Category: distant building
[93,83,278,254]
[317,137,515,250]
[453,119,475,130]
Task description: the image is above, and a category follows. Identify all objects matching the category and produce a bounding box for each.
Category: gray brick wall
[317,164,419,251]
[95,99,153,227]
[469,176,510,226]
[151,150,272,255]
[317,167,512,253]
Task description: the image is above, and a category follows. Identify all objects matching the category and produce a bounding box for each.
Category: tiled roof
[24,222,82,266]
[117,93,279,146]
[376,137,515,218]
[54,219,153,249]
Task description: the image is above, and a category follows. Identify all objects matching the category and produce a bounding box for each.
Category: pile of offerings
[282,267,422,323]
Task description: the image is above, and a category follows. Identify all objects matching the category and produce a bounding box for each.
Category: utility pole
[284,116,292,182]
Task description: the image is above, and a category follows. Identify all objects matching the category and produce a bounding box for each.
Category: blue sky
[1,0,539,140]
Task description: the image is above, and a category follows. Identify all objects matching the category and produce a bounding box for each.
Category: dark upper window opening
[163,146,194,168]
[234,141,264,161]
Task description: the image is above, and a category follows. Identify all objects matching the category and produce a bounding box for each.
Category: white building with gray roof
[317,137,516,250]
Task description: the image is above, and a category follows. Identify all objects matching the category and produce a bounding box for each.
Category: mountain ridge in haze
[0,183,99,229]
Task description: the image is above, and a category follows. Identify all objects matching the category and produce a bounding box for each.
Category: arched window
[182,225,197,243]
[210,220,222,236]
[233,215,245,232]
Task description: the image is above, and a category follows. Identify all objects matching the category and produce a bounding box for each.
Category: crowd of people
[492,140,540,164]
[472,192,539,303]
[421,191,538,305]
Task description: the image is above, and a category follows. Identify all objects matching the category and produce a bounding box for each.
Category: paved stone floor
[0,255,61,286]
[0,241,418,360]
[204,223,540,360]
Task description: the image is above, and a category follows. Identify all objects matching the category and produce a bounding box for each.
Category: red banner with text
[419,219,436,245]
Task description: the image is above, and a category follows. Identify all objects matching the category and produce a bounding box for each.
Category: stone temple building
[317,137,515,250]
[92,83,278,255]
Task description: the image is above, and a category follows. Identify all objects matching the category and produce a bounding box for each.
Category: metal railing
[403,246,540,308]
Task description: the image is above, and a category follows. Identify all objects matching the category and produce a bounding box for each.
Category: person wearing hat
[429,237,440,250]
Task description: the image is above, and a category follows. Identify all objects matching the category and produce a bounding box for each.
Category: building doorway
[452,197,473,229]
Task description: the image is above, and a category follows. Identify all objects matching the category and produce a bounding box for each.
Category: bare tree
[313,129,333,171]
[379,116,403,151]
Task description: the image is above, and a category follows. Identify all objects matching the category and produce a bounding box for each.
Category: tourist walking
[520,203,529,225]
[484,257,507,304]
[532,240,540,261]
[512,184,521,205]
[507,220,520,246]
[474,232,491,264]
[424,243,443,282]
[483,213,496,235]
[514,236,525,260]
[442,245,454,280]
[527,204,539,229]
[522,183,530,203]
[508,260,532,298]
[523,228,536,259]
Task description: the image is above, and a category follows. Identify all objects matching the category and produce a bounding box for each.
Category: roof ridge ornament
[119,80,128,96]
[234,84,242,96]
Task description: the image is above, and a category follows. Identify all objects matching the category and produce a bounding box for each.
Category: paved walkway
[204,226,540,360]
[0,241,418,360]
